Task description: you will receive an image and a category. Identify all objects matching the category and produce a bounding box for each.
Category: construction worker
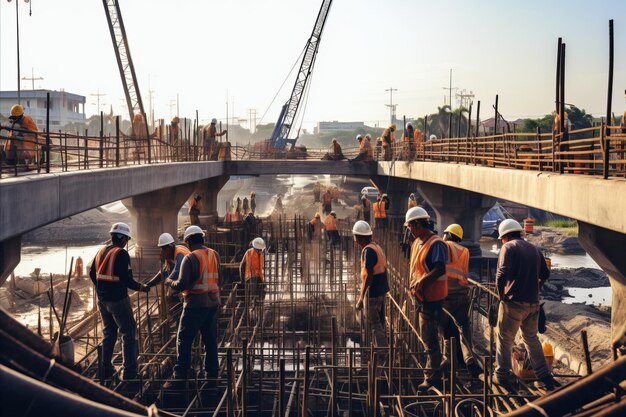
[73,256,84,279]
[189,194,202,226]
[361,195,372,223]
[236,197,242,217]
[89,223,150,380]
[402,123,415,159]
[440,224,482,378]
[205,118,227,160]
[240,238,266,318]
[3,104,39,166]
[164,226,221,385]
[250,192,257,214]
[494,219,556,391]
[381,123,396,161]
[170,117,180,144]
[242,197,250,215]
[406,207,448,392]
[313,182,321,202]
[373,195,387,230]
[146,233,190,307]
[275,195,284,215]
[322,189,333,215]
[408,193,417,209]
[353,220,389,347]
[324,211,340,245]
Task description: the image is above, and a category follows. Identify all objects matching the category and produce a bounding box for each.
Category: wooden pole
[604,19,614,179]
[559,43,566,173]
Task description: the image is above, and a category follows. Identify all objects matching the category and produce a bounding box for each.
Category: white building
[315,120,365,134]
[0,90,86,129]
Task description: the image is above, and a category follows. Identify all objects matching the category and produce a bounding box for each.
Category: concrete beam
[224,160,378,177]
[379,161,626,235]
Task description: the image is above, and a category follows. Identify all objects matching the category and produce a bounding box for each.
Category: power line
[385,87,397,124]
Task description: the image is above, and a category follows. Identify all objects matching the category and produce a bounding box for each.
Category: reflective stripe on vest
[95,246,123,282]
[244,248,264,281]
[373,201,386,219]
[410,234,448,301]
[360,243,387,282]
[446,241,469,287]
[184,248,219,295]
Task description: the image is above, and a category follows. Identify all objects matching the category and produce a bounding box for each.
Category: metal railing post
[116,116,120,167]
[99,111,104,168]
[46,92,51,173]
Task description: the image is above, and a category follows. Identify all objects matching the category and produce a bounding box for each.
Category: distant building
[315,121,365,134]
[0,90,86,129]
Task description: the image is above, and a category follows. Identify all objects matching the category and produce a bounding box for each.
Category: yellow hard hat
[315,213,321,218]
[133,113,144,122]
[542,342,554,357]
[10,104,24,117]
[172,116,180,123]
[444,224,463,240]
[564,111,568,119]
[389,123,396,130]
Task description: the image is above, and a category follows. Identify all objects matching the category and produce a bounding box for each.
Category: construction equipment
[269,0,333,151]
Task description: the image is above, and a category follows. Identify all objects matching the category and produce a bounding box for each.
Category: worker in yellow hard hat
[170,117,180,145]
[3,104,40,166]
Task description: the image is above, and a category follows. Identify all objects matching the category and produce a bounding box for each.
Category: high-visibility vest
[408,198,417,209]
[6,115,39,158]
[244,248,264,281]
[324,215,337,231]
[184,248,219,295]
[414,130,423,145]
[174,245,190,259]
[445,241,469,291]
[373,201,386,219]
[360,137,373,157]
[410,235,448,302]
[225,212,233,223]
[360,243,387,282]
[95,246,123,283]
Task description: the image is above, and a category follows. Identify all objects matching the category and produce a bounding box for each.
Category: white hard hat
[211,118,217,124]
[409,193,416,198]
[498,219,523,239]
[352,220,373,236]
[109,222,131,238]
[429,134,437,141]
[356,134,363,140]
[330,211,337,217]
[184,225,204,241]
[158,233,175,247]
[365,134,372,139]
[405,206,430,225]
[252,237,266,250]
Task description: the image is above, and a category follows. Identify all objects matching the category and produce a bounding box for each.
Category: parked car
[360,186,379,200]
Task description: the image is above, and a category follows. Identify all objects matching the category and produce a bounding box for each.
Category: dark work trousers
[441,290,477,367]
[98,297,137,376]
[174,306,219,379]
[419,300,443,383]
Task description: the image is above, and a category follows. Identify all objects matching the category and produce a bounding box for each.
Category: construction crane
[102,0,146,123]
[269,0,333,150]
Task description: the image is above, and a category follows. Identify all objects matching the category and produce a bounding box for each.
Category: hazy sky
[1,0,625,128]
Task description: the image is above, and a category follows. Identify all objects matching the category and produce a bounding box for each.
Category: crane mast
[270,0,333,150]
[102,0,146,122]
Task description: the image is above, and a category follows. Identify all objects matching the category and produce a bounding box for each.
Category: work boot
[121,369,137,381]
[539,375,557,391]
[493,375,516,392]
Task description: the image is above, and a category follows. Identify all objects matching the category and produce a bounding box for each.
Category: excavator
[254,0,333,159]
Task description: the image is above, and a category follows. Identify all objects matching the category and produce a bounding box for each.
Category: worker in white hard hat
[440,224,482,378]
[405,207,448,392]
[146,233,190,306]
[204,118,227,160]
[324,211,340,245]
[493,219,556,391]
[373,195,387,230]
[89,222,149,381]
[353,221,389,348]
[164,225,221,387]
[188,194,203,226]
[408,193,417,210]
[381,123,396,161]
[3,104,39,166]
[240,237,267,321]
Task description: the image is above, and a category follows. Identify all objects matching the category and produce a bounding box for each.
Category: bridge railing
[1,123,625,179]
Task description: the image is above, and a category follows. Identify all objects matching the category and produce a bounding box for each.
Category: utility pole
[90,90,107,113]
[456,89,475,109]
[442,69,458,107]
[248,108,257,134]
[22,68,43,90]
[168,100,177,120]
[385,87,398,125]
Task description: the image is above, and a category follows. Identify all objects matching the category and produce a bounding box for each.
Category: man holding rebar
[406,207,448,392]
[90,222,150,381]
[146,233,190,308]
[440,224,482,378]
[493,219,556,391]
[353,221,388,348]
[164,225,221,386]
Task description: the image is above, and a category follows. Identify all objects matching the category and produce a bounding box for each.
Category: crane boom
[270,0,333,150]
[102,0,146,122]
